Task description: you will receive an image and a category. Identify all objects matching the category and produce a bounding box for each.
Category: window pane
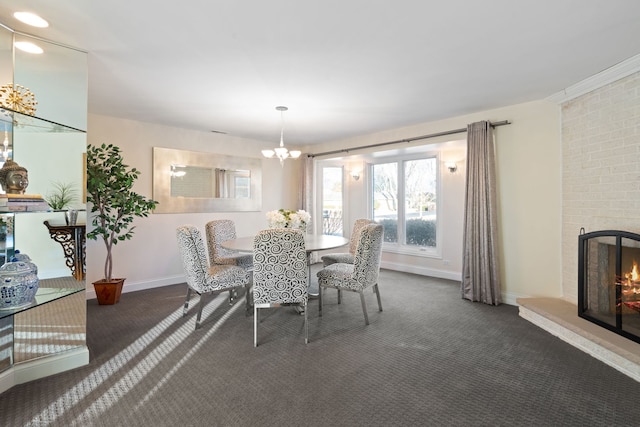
[322,167,343,236]
[372,162,398,243]
[404,158,437,247]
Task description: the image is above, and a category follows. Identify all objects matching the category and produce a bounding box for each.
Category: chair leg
[245,284,253,316]
[228,288,238,305]
[195,292,206,330]
[374,284,383,312]
[318,285,323,317]
[304,302,308,344]
[337,289,342,304]
[359,291,370,325]
[183,287,192,317]
[254,306,259,347]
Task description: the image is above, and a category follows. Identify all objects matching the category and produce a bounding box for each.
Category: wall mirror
[153,147,262,213]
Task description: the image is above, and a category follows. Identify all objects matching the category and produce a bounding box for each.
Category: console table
[43,221,86,281]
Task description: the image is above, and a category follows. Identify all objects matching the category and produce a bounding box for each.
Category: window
[321,166,343,236]
[371,155,439,255]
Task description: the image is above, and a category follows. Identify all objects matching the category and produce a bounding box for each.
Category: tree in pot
[86,143,158,304]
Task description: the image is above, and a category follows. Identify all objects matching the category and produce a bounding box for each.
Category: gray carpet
[1,267,639,426]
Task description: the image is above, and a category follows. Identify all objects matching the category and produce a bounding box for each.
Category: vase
[0,260,39,310]
[93,278,125,305]
[65,209,78,225]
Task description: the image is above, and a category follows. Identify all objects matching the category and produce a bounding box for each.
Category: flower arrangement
[266,209,311,230]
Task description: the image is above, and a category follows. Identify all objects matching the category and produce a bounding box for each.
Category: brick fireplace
[519,67,640,382]
[578,230,640,344]
[561,70,640,304]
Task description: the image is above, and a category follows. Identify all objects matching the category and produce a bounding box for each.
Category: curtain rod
[308,120,511,158]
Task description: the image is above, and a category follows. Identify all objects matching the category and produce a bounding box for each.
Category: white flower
[296,209,311,224]
[266,210,287,228]
[266,209,311,230]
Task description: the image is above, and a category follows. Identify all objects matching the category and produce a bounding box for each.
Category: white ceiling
[0,0,639,145]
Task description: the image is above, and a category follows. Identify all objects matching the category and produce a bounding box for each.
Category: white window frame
[315,162,346,237]
[367,151,442,258]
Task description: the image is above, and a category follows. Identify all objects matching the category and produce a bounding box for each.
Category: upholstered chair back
[350,223,384,290]
[205,220,253,270]
[206,220,238,265]
[176,225,210,293]
[348,218,376,255]
[321,218,375,267]
[252,228,308,305]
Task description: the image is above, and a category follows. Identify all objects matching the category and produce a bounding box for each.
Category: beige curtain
[300,155,314,214]
[214,168,226,198]
[461,121,501,305]
[301,155,321,262]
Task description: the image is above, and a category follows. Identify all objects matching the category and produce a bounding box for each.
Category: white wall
[85,114,292,292]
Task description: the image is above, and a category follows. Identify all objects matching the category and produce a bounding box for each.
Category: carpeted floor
[1,267,639,426]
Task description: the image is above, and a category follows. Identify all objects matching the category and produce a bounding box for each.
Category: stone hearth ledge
[517,297,640,383]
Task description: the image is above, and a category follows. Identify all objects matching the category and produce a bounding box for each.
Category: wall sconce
[350,170,361,181]
[445,161,457,173]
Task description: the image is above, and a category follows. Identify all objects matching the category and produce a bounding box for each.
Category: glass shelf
[0,107,86,134]
[0,285,84,320]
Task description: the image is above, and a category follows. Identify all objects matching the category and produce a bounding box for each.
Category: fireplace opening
[578,229,640,344]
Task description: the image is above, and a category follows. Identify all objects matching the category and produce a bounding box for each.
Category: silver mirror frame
[153,147,262,213]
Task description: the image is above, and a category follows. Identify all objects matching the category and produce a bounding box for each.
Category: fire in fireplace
[578,229,640,344]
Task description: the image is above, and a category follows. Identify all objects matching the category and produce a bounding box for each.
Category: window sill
[382,244,441,259]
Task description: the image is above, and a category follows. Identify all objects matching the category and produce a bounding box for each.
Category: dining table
[220,233,349,297]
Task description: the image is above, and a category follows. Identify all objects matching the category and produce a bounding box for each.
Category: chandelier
[262,106,301,165]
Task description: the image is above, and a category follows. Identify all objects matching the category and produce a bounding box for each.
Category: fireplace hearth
[578,229,640,344]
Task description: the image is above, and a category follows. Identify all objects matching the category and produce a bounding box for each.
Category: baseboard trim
[86,275,185,300]
[380,260,461,282]
[113,268,527,307]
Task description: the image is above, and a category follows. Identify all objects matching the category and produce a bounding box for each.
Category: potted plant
[44,181,79,224]
[86,143,158,304]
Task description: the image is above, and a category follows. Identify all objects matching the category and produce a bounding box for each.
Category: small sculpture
[0,84,38,116]
[0,159,29,194]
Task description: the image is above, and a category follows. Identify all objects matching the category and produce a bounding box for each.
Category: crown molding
[546,53,640,104]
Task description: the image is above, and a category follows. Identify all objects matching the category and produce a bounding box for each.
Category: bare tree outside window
[372,158,437,247]
[373,162,398,242]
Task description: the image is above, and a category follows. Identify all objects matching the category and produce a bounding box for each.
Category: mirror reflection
[170,165,251,199]
[153,147,261,213]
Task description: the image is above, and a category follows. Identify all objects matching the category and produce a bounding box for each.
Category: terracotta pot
[92,278,125,305]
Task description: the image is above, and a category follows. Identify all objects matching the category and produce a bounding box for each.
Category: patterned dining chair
[206,219,254,304]
[176,225,250,330]
[320,218,375,303]
[317,223,384,325]
[321,218,374,266]
[205,220,253,269]
[252,228,308,346]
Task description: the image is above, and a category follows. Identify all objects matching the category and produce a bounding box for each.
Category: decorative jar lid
[12,250,31,261]
[0,261,32,276]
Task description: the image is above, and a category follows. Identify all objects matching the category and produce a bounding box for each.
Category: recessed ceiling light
[15,41,43,54]
[13,12,49,28]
